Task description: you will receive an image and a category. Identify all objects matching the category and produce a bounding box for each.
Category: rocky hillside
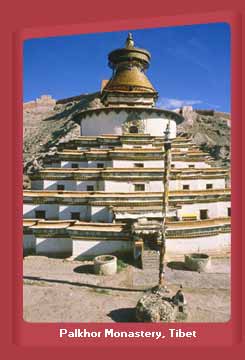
[23,93,230,188]
[23,93,102,186]
[177,108,230,167]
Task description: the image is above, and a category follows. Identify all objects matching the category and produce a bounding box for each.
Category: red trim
[1,1,243,357]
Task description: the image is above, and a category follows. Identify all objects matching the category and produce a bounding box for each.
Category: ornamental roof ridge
[73,106,184,124]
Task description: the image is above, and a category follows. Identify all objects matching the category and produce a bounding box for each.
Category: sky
[23,23,230,112]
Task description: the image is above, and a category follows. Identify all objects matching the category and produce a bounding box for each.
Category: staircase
[142,250,160,271]
[132,250,160,288]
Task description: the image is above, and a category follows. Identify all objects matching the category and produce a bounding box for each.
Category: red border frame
[1,1,244,357]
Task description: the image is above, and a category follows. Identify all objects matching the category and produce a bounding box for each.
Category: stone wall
[24,95,56,113]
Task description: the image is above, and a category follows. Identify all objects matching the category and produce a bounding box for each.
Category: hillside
[23,93,230,188]
[177,108,230,167]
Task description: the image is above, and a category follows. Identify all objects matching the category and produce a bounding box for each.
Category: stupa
[23,34,231,263]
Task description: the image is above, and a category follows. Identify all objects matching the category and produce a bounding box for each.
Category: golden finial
[125,33,134,48]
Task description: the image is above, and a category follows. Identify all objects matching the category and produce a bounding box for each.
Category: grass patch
[117,259,128,272]
[92,288,111,295]
[23,280,47,287]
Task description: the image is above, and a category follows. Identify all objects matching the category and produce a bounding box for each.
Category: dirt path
[23,256,230,323]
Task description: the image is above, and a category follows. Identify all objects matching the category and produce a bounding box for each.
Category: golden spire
[125,33,134,48]
[101,33,158,105]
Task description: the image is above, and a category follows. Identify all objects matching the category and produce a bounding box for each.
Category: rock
[136,290,177,322]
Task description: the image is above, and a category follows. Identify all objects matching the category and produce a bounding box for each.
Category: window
[134,163,144,168]
[200,209,208,220]
[71,212,80,220]
[206,184,213,189]
[188,164,195,168]
[71,163,79,168]
[182,185,190,190]
[35,210,46,219]
[171,164,175,168]
[129,125,138,133]
[227,207,231,217]
[97,163,104,168]
[87,185,94,191]
[57,184,65,191]
[134,184,145,191]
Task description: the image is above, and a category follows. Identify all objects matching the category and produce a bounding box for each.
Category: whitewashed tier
[23,33,230,260]
[24,189,231,223]
[23,218,230,259]
[73,107,182,137]
[30,167,228,192]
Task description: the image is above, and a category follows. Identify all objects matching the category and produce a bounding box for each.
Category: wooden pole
[159,121,172,287]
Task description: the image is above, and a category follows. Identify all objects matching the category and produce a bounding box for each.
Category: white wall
[178,201,231,219]
[149,181,163,192]
[76,181,102,191]
[172,161,210,169]
[61,161,88,168]
[23,234,36,252]
[112,160,164,168]
[80,110,177,138]
[104,180,154,192]
[170,178,226,191]
[42,180,77,191]
[60,161,113,168]
[166,233,230,255]
[49,159,211,170]
[105,180,163,192]
[23,203,59,219]
[38,180,103,191]
[114,201,230,220]
[104,180,131,192]
[36,237,72,256]
[72,239,132,259]
[35,178,225,192]
[87,161,112,168]
[145,116,176,138]
[91,206,112,222]
[59,205,90,221]
[31,180,43,190]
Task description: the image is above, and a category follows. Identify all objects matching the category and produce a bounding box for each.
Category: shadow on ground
[73,264,94,274]
[23,276,145,293]
[107,308,137,322]
[167,261,191,271]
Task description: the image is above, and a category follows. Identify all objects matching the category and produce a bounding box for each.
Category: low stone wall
[72,239,133,260]
[35,237,72,257]
[166,232,230,256]
[23,234,36,255]
[24,95,56,113]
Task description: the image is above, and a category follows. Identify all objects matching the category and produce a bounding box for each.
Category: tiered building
[23,34,231,260]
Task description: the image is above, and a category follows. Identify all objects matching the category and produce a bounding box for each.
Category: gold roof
[104,66,156,93]
[103,33,157,96]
